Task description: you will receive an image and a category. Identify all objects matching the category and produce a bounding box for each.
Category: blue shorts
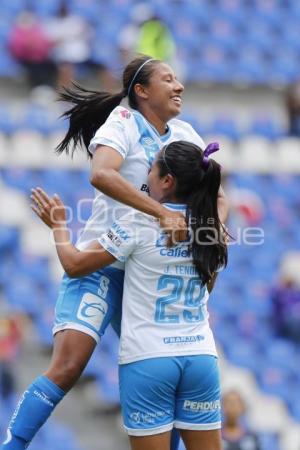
[119,355,221,436]
[53,266,124,342]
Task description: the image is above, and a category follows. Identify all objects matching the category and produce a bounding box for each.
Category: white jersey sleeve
[98,212,145,262]
[169,118,206,150]
[89,106,136,159]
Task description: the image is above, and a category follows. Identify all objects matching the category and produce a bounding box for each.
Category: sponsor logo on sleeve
[111,222,130,241]
[107,230,122,247]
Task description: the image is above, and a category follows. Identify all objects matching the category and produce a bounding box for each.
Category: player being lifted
[30,140,228,450]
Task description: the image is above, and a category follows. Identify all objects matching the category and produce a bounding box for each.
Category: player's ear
[134,83,149,100]
[163,173,176,190]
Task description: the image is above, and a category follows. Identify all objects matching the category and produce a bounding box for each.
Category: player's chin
[168,103,181,117]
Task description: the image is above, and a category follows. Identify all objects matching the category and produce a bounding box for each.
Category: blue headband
[127,58,155,96]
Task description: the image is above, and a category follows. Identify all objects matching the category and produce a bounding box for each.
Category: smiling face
[135,62,184,122]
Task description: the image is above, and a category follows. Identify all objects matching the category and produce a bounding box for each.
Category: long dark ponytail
[157,140,228,285]
[56,55,160,157]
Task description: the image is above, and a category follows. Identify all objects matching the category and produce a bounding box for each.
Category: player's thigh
[119,357,182,437]
[53,266,124,343]
[175,355,221,431]
[129,431,171,450]
[180,429,222,450]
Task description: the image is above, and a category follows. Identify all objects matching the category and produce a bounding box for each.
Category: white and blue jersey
[99,204,221,435]
[99,204,217,364]
[54,106,205,342]
[76,106,205,264]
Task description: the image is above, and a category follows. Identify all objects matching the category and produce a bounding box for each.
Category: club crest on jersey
[77,293,108,330]
[120,109,131,119]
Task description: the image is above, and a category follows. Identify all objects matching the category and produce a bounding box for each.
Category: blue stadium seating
[0,0,299,84]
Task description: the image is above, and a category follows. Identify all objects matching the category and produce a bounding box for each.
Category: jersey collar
[133,110,171,142]
[163,202,187,212]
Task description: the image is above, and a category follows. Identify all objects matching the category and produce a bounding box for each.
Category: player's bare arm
[90,145,188,243]
[31,188,115,277]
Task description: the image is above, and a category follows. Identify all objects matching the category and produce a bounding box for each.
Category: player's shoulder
[169,117,195,133]
[169,118,205,148]
[117,210,155,227]
[109,106,135,123]
[103,106,138,140]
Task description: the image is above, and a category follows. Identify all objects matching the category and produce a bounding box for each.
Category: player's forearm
[53,228,115,277]
[52,227,83,277]
[90,168,166,219]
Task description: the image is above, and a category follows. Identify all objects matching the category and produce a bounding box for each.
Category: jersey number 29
[155,275,207,324]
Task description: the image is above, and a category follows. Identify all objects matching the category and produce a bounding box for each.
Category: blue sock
[171,429,181,450]
[1,376,65,449]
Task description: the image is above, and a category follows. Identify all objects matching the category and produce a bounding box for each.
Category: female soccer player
[1,55,227,450]
[30,140,227,450]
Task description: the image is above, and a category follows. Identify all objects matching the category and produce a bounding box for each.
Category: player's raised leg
[0,330,96,450]
[1,267,123,450]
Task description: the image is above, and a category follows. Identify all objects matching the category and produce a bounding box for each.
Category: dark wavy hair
[56,55,160,156]
[156,140,228,284]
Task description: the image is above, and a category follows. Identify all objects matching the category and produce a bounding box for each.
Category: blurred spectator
[222,390,261,450]
[0,309,22,401]
[271,252,300,342]
[44,1,92,88]
[8,11,56,88]
[136,16,176,62]
[120,3,176,65]
[286,80,300,137]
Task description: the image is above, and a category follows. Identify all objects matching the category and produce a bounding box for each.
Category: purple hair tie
[202,142,219,168]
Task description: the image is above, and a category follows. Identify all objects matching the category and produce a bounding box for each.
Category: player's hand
[30,187,66,229]
[158,208,188,246]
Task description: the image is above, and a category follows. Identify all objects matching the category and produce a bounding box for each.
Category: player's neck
[160,194,179,204]
[138,106,168,135]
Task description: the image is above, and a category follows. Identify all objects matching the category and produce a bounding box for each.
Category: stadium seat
[20,106,57,135]
[238,136,273,172]
[248,394,289,433]
[0,0,24,16]
[45,132,90,170]
[226,340,263,374]
[258,432,280,450]
[0,45,22,77]
[0,105,19,134]
[258,365,291,402]
[275,138,300,173]
[249,116,285,139]
[210,115,241,140]
[9,131,47,169]
[0,132,9,167]
[21,221,57,256]
[202,135,235,172]
[0,185,31,226]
